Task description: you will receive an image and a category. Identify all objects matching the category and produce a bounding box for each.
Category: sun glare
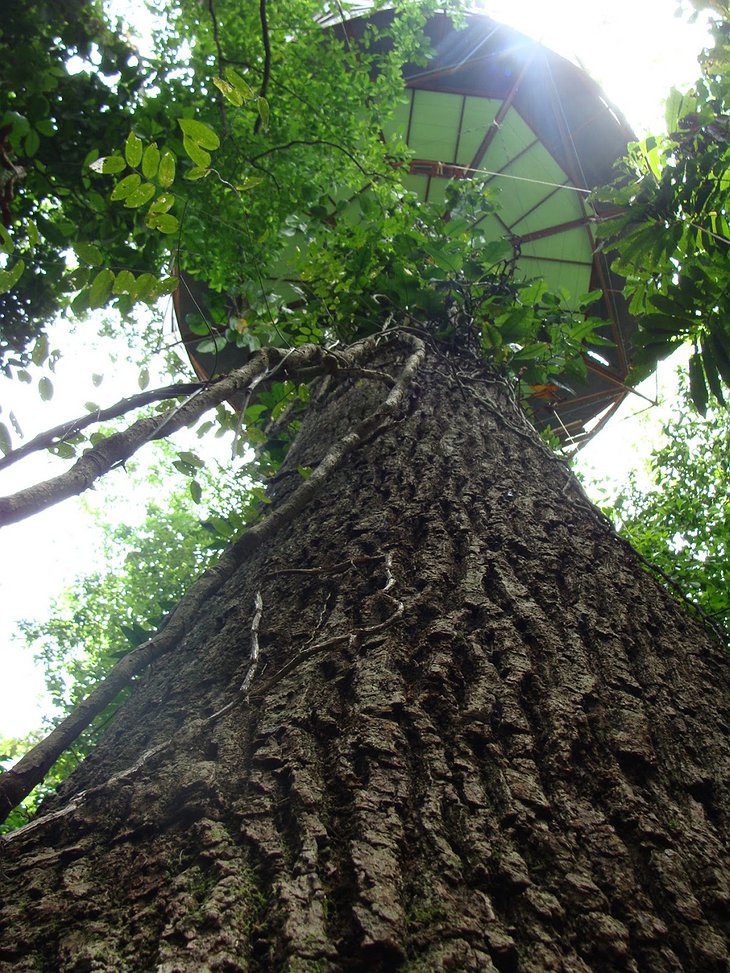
[480,0,711,134]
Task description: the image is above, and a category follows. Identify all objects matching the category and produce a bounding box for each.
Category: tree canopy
[1,0,661,481]
[596,2,730,412]
[595,379,730,640]
[0,0,151,357]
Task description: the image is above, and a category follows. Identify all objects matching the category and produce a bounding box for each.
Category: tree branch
[253,0,271,136]
[249,139,375,177]
[0,353,273,528]
[0,339,403,526]
[207,0,228,135]
[0,382,206,473]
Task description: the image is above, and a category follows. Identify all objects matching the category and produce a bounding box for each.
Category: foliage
[0,0,617,467]
[0,449,253,832]
[594,379,729,640]
[0,0,156,362]
[596,5,730,413]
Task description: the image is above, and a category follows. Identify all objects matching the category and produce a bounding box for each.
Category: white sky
[0,0,714,740]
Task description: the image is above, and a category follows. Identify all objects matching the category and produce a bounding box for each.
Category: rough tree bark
[1,339,729,973]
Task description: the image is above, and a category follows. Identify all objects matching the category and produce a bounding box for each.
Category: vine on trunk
[0,331,425,823]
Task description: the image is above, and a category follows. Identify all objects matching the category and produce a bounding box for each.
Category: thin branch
[253,0,271,136]
[207,0,229,135]
[2,342,393,527]
[0,332,425,825]
[0,342,349,528]
[0,353,268,528]
[248,139,376,177]
[0,382,206,473]
[333,0,352,51]
[248,157,282,192]
[0,336,398,527]
[264,554,387,578]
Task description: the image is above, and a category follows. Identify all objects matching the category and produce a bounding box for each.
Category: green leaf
[480,238,514,264]
[641,313,693,336]
[134,273,158,302]
[124,182,156,209]
[197,336,227,354]
[24,128,40,157]
[224,67,254,99]
[184,165,210,181]
[707,332,730,388]
[38,376,54,401]
[186,315,209,336]
[145,212,180,234]
[0,258,25,294]
[640,135,662,180]
[701,339,726,407]
[689,352,709,417]
[420,241,460,273]
[190,479,203,504]
[75,242,103,266]
[157,150,176,189]
[125,131,143,168]
[26,220,40,248]
[577,289,603,308]
[234,176,263,192]
[148,192,175,214]
[110,172,141,201]
[0,224,14,254]
[511,342,547,362]
[257,97,270,128]
[89,155,126,175]
[88,268,115,309]
[31,334,49,365]
[649,294,685,316]
[53,442,76,459]
[0,422,11,455]
[113,269,136,295]
[178,118,220,150]
[178,450,205,468]
[182,136,211,169]
[70,288,90,315]
[138,367,150,390]
[213,78,243,107]
[141,143,160,179]
[156,275,179,295]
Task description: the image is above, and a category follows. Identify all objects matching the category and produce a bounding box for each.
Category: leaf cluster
[0,0,155,362]
[0,0,614,472]
[1,451,254,830]
[596,12,730,413]
[597,379,730,640]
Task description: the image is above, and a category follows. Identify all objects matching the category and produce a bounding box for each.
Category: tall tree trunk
[2,340,729,972]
